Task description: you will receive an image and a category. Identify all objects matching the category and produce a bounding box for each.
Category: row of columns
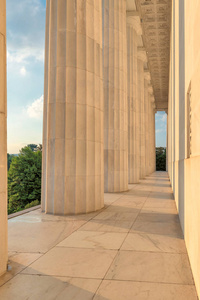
[42,0,156,215]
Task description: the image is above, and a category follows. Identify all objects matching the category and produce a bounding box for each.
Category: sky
[6,0,166,153]
[7,0,46,153]
[155,111,167,147]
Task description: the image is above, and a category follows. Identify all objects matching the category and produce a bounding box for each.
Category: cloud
[156,129,164,134]
[161,114,167,122]
[20,66,27,76]
[27,95,43,119]
[7,0,46,67]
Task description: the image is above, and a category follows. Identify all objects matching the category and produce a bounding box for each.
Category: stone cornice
[137,48,147,62]
[126,15,142,36]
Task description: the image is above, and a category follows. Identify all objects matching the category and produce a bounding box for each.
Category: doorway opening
[155,111,167,171]
[6,0,46,216]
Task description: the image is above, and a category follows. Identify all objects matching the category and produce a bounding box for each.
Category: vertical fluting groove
[141,65,145,179]
[144,79,149,176]
[145,87,148,176]
[136,58,141,182]
[137,58,145,180]
[42,0,104,215]
[103,0,128,192]
[42,0,50,212]
[127,25,138,183]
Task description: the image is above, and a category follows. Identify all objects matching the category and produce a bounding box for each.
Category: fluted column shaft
[144,78,149,176]
[126,17,142,184]
[137,56,145,179]
[153,109,156,171]
[0,0,8,275]
[42,0,104,214]
[148,100,156,174]
[127,25,137,184]
[103,0,128,192]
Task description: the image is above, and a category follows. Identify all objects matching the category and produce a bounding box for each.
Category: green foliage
[156,147,166,171]
[27,144,38,152]
[8,145,42,214]
[7,153,15,171]
[24,200,40,209]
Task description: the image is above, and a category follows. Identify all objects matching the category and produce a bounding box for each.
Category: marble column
[153,106,156,172]
[149,96,156,174]
[127,16,142,184]
[166,110,168,172]
[144,71,151,176]
[103,0,128,192]
[137,50,147,179]
[0,0,8,275]
[42,0,104,214]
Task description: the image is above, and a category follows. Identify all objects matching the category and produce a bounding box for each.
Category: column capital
[126,15,142,36]
[152,103,156,109]
[150,94,155,103]
[148,84,153,94]
[144,69,151,81]
[137,47,147,62]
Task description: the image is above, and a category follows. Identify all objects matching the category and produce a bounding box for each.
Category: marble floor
[0,172,198,299]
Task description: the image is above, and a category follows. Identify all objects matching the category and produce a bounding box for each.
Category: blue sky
[155,111,167,147]
[6,0,166,153]
[7,0,46,153]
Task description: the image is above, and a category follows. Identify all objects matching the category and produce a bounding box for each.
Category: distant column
[127,16,142,183]
[0,0,8,275]
[137,50,147,179]
[153,107,156,172]
[149,95,156,174]
[42,0,104,214]
[166,110,168,172]
[144,71,151,176]
[103,0,128,192]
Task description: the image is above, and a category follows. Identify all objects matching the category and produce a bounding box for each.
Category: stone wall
[168,0,200,296]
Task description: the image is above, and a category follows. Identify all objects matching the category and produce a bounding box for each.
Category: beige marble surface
[0,172,198,299]
[0,0,7,276]
[103,0,128,193]
[42,0,104,214]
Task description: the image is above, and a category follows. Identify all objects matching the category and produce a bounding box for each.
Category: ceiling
[127,0,172,110]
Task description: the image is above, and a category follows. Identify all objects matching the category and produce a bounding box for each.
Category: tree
[37,144,42,151]
[7,153,14,171]
[27,144,38,152]
[156,147,166,171]
[8,146,42,214]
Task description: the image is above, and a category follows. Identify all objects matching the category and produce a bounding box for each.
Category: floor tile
[0,252,42,287]
[103,193,122,205]
[57,231,127,250]
[144,199,176,209]
[131,218,183,238]
[22,247,117,279]
[135,212,179,223]
[80,219,134,233]
[121,232,186,253]
[105,251,194,284]
[93,211,139,222]
[0,172,197,299]
[94,280,198,300]
[0,274,101,300]
[141,207,177,215]
[8,214,86,253]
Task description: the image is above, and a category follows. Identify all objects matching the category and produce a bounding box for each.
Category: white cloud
[156,129,164,134]
[7,0,45,69]
[27,95,43,119]
[20,66,27,76]
[161,114,167,122]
